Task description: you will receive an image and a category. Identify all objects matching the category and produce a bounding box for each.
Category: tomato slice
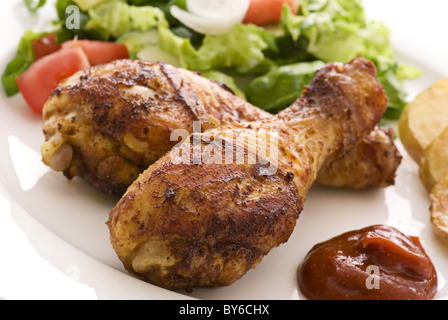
[16,46,90,114]
[62,40,129,66]
[32,34,61,60]
[243,0,299,25]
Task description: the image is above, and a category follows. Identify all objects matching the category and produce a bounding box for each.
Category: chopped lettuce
[157,23,277,75]
[246,61,325,111]
[4,0,421,121]
[73,0,108,11]
[281,0,383,62]
[156,23,193,67]
[376,57,422,120]
[183,24,277,74]
[306,20,365,63]
[85,0,167,40]
[281,0,366,62]
[279,0,420,119]
[2,57,31,97]
[2,30,51,96]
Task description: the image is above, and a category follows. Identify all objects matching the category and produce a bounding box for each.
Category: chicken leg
[41,59,400,196]
[107,58,388,290]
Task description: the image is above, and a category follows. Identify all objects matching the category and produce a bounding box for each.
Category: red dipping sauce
[298,225,438,300]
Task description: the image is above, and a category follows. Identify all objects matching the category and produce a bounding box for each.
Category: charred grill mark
[173,91,201,122]
[160,63,201,122]
[213,81,235,95]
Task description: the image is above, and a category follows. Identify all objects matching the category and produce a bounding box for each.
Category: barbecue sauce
[298,225,438,300]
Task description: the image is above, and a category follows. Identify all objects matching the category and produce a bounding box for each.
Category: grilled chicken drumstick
[41,59,400,196]
[316,126,400,189]
[107,59,388,290]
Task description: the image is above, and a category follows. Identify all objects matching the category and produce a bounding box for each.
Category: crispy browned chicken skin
[317,126,401,189]
[41,59,400,196]
[107,59,388,290]
[41,60,268,196]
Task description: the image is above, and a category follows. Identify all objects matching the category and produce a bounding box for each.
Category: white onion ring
[170,0,250,35]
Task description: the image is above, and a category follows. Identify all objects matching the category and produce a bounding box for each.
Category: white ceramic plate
[1,0,447,300]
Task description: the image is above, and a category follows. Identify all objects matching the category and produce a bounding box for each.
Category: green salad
[4,0,421,120]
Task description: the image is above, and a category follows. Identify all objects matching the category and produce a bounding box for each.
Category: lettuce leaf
[246,60,325,112]
[72,0,108,11]
[4,0,421,122]
[127,0,187,26]
[158,23,276,75]
[306,20,365,63]
[280,0,421,119]
[189,24,276,74]
[157,23,193,66]
[375,57,422,120]
[281,0,366,62]
[2,30,51,96]
[85,0,167,40]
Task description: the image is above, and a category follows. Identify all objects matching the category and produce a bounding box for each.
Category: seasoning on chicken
[41,59,400,196]
[107,59,388,291]
[316,126,401,189]
[41,60,268,196]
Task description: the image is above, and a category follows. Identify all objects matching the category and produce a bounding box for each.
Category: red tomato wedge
[17,46,90,114]
[32,34,61,60]
[62,40,129,66]
[243,0,299,25]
